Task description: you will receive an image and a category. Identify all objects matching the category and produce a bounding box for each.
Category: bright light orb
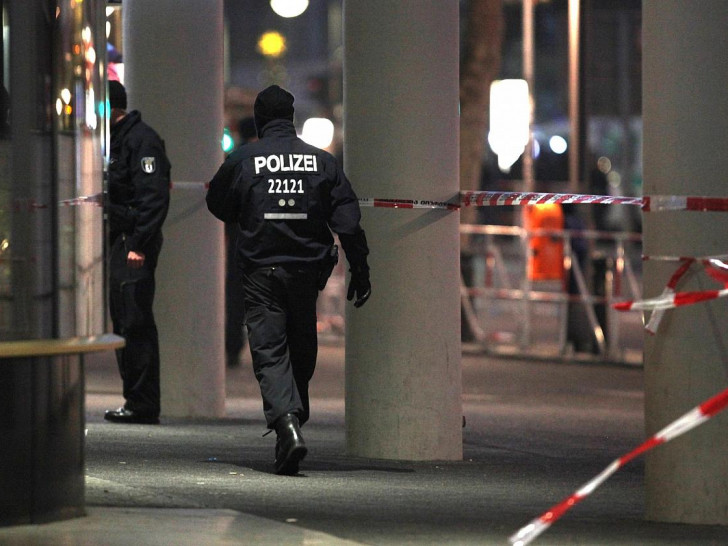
[270,0,309,18]
[301,118,334,150]
[488,79,530,172]
[257,31,287,58]
[549,135,568,155]
[221,127,235,153]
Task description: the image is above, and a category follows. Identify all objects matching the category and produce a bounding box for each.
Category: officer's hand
[127,250,145,269]
[347,270,371,308]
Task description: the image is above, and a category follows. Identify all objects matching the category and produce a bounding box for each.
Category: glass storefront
[0,0,106,341]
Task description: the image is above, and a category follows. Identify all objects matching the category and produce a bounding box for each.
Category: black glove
[347,267,371,308]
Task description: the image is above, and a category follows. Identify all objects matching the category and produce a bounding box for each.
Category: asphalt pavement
[1,341,727,545]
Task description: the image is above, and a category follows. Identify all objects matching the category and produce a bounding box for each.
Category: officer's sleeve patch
[141,157,156,174]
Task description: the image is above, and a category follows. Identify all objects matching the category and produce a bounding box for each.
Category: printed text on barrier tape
[643,195,728,212]
[358,197,460,211]
[509,386,728,546]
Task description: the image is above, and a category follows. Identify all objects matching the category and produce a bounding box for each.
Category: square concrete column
[643,0,728,524]
[343,1,462,460]
[123,1,225,417]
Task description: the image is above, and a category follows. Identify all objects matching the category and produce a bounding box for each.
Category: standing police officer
[206,85,371,475]
[105,80,171,425]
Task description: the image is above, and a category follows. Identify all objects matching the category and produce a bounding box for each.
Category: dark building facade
[0,0,112,525]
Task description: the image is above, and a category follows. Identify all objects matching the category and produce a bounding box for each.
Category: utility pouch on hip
[318,244,339,291]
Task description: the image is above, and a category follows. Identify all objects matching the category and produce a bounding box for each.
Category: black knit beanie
[109,80,127,110]
[254,85,294,136]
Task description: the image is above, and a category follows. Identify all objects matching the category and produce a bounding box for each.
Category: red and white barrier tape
[59,193,104,207]
[643,253,728,263]
[614,287,728,312]
[9,199,49,212]
[358,197,460,211]
[462,192,728,212]
[461,190,643,208]
[643,195,728,212]
[361,192,728,211]
[28,186,728,214]
[16,182,206,211]
[358,191,642,211]
[169,180,209,191]
[615,258,728,319]
[509,385,728,546]
[400,192,728,212]
[643,259,693,334]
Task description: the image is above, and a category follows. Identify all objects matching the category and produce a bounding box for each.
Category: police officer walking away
[206,85,371,475]
[105,80,171,425]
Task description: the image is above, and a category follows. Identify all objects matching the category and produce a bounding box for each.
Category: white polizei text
[254,154,318,175]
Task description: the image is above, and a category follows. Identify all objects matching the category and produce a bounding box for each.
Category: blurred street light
[549,135,567,154]
[301,117,334,150]
[488,79,530,173]
[270,0,309,18]
[257,30,286,58]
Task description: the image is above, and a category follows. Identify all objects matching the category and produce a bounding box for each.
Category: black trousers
[109,234,162,416]
[242,265,319,428]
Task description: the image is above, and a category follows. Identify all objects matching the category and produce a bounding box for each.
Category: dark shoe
[274,413,307,475]
[104,407,159,425]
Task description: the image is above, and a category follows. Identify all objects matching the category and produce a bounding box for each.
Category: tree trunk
[460,0,504,229]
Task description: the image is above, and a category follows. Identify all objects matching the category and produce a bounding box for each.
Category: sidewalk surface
[1,343,727,545]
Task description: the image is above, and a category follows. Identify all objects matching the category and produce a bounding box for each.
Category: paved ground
[1,342,727,545]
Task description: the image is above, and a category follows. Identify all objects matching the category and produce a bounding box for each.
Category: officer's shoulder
[128,119,163,146]
[227,140,262,163]
[316,148,340,173]
[296,140,337,163]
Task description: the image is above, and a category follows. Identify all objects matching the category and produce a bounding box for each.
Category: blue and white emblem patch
[141,157,156,174]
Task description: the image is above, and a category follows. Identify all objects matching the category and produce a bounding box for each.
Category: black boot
[274,413,307,475]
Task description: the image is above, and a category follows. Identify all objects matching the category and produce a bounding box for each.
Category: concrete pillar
[643,0,728,524]
[123,1,225,417]
[343,1,462,460]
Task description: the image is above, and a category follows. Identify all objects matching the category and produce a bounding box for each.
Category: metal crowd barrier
[460,223,644,365]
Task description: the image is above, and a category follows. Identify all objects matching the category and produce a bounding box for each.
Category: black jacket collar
[111,110,142,140]
[259,118,296,139]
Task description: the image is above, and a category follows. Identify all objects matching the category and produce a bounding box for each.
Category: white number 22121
[268,178,303,194]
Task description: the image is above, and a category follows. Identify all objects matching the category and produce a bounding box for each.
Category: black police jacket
[206,119,369,271]
[108,110,171,253]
